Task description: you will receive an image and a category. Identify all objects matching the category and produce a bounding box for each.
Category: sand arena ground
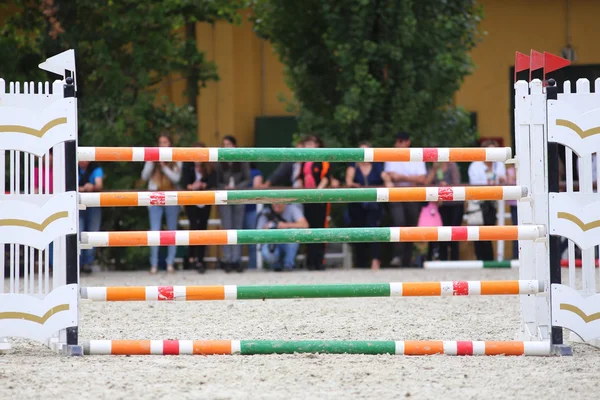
[1,267,598,400]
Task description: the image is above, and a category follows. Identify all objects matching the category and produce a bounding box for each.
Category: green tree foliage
[252,0,483,148]
[0,0,244,268]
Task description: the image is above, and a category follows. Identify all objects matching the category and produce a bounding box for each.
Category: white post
[515,79,551,342]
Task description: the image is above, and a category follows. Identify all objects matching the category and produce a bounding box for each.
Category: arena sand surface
[1,267,598,400]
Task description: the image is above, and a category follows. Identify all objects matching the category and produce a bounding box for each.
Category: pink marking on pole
[423,148,438,162]
[451,227,468,241]
[144,148,160,161]
[453,281,469,296]
[163,340,180,355]
[149,192,166,205]
[456,341,474,356]
[158,286,174,301]
[438,187,454,201]
[160,231,177,245]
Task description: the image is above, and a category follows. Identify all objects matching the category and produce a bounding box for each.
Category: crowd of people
[75,132,518,275]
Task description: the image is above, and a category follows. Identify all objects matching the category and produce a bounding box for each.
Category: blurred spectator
[384,132,427,267]
[261,137,305,189]
[424,161,463,261]
[506,164,518,259]
[181,142,216,274]
[141,133,182,274]
[257,203,309,271]
[467,139,506,261]
[345,141,392,270]
[78,159,104,274]
[259,137,305,215]
[244,162,264,269]
[215,135,251,273]
[296,134,330,270]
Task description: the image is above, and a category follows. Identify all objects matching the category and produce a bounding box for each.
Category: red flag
[514,52,530,82]
[530,50,544,71]
[544,52,570,74]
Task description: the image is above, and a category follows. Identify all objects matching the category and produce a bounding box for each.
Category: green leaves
[0,0,243,268]
[253,0,482,148]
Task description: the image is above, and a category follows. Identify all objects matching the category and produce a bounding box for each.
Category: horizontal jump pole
[79,186,527,207]
[80,226,545,247]
[560,259,599,267]
[83,339,551,356]
[424,260,521,269]
[80,280,542,301]
[424,259,598,270]
[77,147,512,163]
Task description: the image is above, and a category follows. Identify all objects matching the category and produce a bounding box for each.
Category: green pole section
[240,340,397,355]
[236,228,391,244]
[226,188,378,204]
[482,261,514,268]
[236,283,391,300]
[217,148,366,162]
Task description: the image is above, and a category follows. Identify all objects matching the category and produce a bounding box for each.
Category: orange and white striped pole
[77,146,512,163]
[80,280,542,301]
[79,186,527,207]
[80,226,545,248]
[83,339,551,356]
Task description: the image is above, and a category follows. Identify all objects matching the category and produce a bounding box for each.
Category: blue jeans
[149,205,180,267]
[79,207,102,266]
[261,243,299,270]
[218,205,244,264]
[243,208,257,268]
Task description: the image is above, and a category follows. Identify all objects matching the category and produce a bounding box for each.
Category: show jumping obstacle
[79,186,527,207]
[77,146,512,163]
[80,280,542,301]
[82,339,551,356]
[2,49,600,356]
[81,226,544,247]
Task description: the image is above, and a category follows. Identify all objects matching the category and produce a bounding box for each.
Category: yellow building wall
[184,1,600,149]
[190,11,294,147]
[456,0,600,146]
